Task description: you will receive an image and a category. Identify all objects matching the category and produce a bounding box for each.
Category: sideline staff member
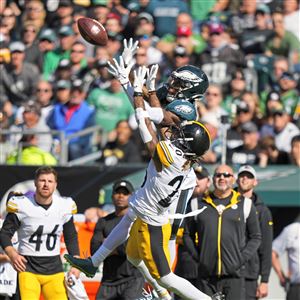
[183,164,261,299]
[237,165,273,299]
[0,167,80,300]
[91,180,144,300]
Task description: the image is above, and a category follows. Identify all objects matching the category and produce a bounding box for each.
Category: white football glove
[107,56,134,85]
[122,38,139,66]
[133,66,148,93]
[146,64,159,92]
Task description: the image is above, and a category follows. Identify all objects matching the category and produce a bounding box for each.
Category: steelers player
[0,167,80,300]
[65,66,224,300]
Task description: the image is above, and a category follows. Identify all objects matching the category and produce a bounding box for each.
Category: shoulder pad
[156,141,174,167]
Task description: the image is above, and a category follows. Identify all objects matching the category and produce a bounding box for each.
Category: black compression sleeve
[0,213,20,249]
[63,216,80,256]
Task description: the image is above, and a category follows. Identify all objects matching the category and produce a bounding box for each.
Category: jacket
[245,192,273,282]
[183,190,261,278]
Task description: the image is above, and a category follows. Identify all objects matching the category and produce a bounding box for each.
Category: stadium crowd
[0,0,299,166]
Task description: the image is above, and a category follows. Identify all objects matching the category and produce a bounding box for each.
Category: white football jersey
[7,194,77,257]
[130,140,194,225]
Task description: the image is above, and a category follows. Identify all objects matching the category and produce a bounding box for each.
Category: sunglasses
[214,172,233,178]
[37,88,50,92]
[71,49,85,53]
[206,92,220,97]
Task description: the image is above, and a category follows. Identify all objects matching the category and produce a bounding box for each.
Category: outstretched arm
[133,66,159,156]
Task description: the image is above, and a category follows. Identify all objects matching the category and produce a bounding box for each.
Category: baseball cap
[39,29,56,42]
[9,41,25,53]
[71,79,83,90]
[173,45,188,57]
[241,121,258,133]
[256,4,270,14]
[138,12,154,24]
[236,100,250,113]
[280,72,295,81]
[57,59,71,69]
[59,26,74,37]
[165,100,196,121]
[267,91,280,102]
[208,23,224,34]
[23,100,41,116]
[58,0,72,7]
[92,0,107,6]
[128,2,140,12]
[177,26,192,37]
[56,79,71,90]
[238,165,256,179]
[107,12,121,21]
[95,59,108,68]
[112,180,134,194]
[193,164,210,179]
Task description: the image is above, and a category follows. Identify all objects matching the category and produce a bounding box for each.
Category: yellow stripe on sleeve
[156,141,174,167]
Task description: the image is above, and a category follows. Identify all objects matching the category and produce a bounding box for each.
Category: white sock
[127,256,171,299]
[158,272,211,300]
[168,238,177,268]
[91,211,135,266]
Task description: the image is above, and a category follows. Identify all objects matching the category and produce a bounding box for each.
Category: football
[77,17,108,46]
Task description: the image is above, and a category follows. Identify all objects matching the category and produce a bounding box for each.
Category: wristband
[134,92,143,97]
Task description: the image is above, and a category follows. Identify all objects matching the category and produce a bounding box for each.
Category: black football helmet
[170,121,211,159]
[159,65,209,103]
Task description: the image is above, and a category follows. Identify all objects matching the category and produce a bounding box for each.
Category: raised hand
[122,38,139,66]
[146,64,159,92]
[107,56,134,85]
[133,66,148,93]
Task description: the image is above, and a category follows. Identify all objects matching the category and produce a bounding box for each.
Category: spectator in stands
[227,121,261,165]
[199,83,227,130]
[122,3,141,40]
[86,59,111,91]
[54,80,71,104]
[223,69,247,113]
[22,22,41,67]
[90,0,110,26]
[157,12,206,57]
[9,100,53,152]
[172,45,192,69]
[265,10,300,66]
[50,0,74,31]
[1,5,19,41]
[290,135,300,167]
[242,91,263,125]
[87,75,133,141]
[134,46,150,67]
[283,0,300,40]
[16,80,54,124]
[50,59,72,83]
[145,0,189,37]
[22,0,46,34]
[6,133,57,166]
[174,166,211,299]
[239,4,273,55]
[230,0,258,36]
[69,41,88,80]
[277,72,299,117]
[258,135,290,167]
[91,180,144,299]
[196,22,244,92]
[48,79,95,160]
[271,106,300,153]
[43,25,76,80]
[0,41,40,107]
[105,12,123,36]
[100,119,142,166]
[38,28,57,77]
[236,165,273,300]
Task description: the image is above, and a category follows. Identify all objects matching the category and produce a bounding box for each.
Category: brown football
[77,17,108,46]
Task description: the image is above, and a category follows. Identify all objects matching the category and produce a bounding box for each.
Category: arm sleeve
[182,215,199,261]
[242,203,262,263]
[90,218,105,255]
[258,206,273,282]
[63,216,80,256]
[0,213,20,249]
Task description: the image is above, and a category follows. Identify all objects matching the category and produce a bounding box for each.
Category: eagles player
[65,66,224,300]
[0,167,80,300]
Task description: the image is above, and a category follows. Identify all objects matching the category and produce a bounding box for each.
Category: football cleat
[64,254,98,278]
